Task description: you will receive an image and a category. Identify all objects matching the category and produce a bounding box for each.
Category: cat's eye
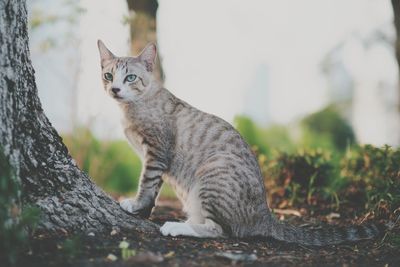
[104,72,113,81]
[125,74,137,83]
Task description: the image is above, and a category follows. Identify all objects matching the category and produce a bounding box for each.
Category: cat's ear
[138,43,157,72]
[97,40,115,64]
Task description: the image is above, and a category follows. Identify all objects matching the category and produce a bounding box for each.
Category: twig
[273,209,301,217]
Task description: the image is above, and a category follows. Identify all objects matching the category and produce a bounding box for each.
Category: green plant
[341,145,400,217]
[119,241,136,260]
[0,148,39,265]
[63,128,141,194]
[386,232,400,248]
[234,115,269,154]
[234,115,295,155]
[300,105,355,151]
[262,149,343,207]
[61,235,82,259]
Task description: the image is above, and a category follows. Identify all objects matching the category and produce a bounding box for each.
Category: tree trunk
[127,0,164,82]
[0,0,157,235]
[393,0,400,114]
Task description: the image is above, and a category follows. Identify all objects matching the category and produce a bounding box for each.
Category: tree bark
[0,0,157,235]
[393,0,400,114]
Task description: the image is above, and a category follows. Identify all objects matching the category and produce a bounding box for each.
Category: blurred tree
[0,0,156,235]
[393,1,400,110]
[126,0,164,82]
[392,0,400,145]
[301,105,355,151]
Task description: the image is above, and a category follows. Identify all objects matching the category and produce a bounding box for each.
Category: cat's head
[97,40,157,103]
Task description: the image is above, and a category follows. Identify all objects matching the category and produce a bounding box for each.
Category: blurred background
[27,0,400,209]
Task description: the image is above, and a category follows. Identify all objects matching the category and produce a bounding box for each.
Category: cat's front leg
[120,160,165,218]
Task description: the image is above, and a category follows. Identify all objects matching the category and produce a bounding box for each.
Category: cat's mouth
[113,95,123,100]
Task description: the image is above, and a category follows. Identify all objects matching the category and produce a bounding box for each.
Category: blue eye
[104,72,113,81]
[125,74,137,83]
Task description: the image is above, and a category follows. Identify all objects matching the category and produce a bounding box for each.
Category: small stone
[88,232,95,237]
[215,252,257,263]
[110,229,118,236]
[106,253,118,261]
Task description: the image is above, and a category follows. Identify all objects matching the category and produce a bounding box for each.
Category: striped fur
[97,40,381,246]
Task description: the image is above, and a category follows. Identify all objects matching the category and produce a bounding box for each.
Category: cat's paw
[160,221,198,237]
[120,198,137,213]
[119,198,153,218]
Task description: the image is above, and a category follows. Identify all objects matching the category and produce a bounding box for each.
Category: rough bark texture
[0,0,157,235]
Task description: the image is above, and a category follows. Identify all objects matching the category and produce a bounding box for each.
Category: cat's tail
[267,216,382,246]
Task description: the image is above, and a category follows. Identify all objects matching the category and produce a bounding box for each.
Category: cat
[97,40,380,246]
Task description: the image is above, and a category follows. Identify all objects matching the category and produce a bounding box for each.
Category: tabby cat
[97,40,380,246]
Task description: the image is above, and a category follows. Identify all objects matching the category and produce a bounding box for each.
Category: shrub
[261,149,342,207]
[300,105,355,151]
[234,115,269,154]
[340,145,400,217]
[234,115,295,155]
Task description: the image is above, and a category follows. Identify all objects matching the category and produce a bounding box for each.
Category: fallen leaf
[326,212,340,222]
[164,251,175,258]
[273,208,301,217]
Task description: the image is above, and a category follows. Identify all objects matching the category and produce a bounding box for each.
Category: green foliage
[63,128,142,194]
[119,240,136,260]
[386,232,400,248]
[29,1,86,30]
[234,115,266,153]
[0,148,39,265]
[262,149,342,206]
[258,143,400,217]
[234,115,294,155]
[61,236,83,259]
[234,106,353,156]
[341,145,400,216]
[301,105,355,151]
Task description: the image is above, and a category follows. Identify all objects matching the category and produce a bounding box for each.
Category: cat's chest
[122,121,145,160]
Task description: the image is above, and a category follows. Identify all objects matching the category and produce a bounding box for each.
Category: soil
[15,198,400,267]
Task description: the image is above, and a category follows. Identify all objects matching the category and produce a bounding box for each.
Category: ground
[17,198,400,267]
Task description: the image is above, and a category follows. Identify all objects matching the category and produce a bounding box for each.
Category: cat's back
[168,91,258,170]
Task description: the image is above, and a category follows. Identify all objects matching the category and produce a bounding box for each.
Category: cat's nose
[111,88,120,94]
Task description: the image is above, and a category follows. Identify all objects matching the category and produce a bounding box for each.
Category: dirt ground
[17,199,400,267]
